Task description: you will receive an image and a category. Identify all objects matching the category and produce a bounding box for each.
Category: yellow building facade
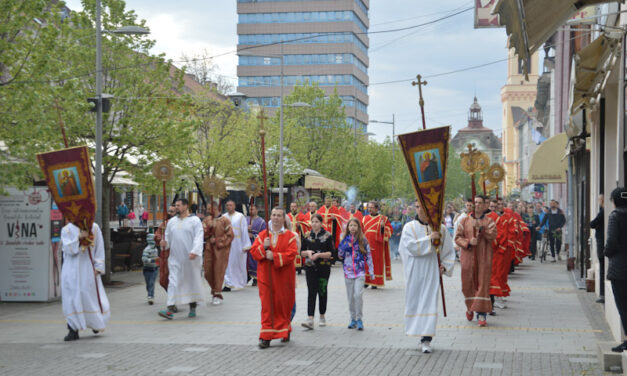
[501,48,539,195]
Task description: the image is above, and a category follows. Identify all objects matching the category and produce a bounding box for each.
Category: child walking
[141,234,159,305]
[337,218,375,330]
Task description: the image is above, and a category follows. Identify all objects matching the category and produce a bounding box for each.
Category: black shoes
[222,286,231,292]
[611,341,627,353]
[64,325,79,341]
[281,333,290,343]
[595,297,605,304]
[252,279,257,287]
[258,339,270,349]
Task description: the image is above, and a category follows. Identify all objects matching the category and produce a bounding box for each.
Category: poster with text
[0,187,53,301]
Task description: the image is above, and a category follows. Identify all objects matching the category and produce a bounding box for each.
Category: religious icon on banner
[54,168,83,198]
[37,146,96,231]
[398,126,450,231]
[416,149,443,183]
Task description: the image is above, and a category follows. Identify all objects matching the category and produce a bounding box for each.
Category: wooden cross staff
[411,74,428,131]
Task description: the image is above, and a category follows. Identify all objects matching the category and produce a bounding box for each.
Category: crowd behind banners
[60,194,577,352]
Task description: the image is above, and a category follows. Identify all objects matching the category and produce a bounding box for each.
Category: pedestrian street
[0,258,610,375]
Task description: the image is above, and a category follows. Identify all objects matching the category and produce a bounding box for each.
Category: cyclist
[537,200,566,262]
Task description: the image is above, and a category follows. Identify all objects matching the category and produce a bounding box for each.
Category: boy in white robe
[399,200,455,354]
[158,198,205,319]
[61,222,110,341]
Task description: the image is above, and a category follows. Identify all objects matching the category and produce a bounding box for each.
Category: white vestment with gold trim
[399,220,455,337]
[61,222,110,331]
[165,215,205,306]
[223,211,252,289]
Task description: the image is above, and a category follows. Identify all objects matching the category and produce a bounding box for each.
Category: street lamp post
[370,114,396,196]
[94,0,149,229]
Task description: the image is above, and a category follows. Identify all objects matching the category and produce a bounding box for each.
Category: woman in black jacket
[606,187,627,352]
[300,213,335,330]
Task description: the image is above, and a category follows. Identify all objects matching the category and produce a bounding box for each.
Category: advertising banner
[0,187,59,301]
[475,0,501,28]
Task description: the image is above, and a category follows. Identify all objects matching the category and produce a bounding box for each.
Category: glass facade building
[236,0,369,133]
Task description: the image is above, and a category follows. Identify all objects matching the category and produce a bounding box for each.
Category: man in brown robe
[155,205,176,293]
[203,202,234,305]
[455,195,497,327]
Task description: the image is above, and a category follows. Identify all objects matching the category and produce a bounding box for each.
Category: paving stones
[0,258,614,375]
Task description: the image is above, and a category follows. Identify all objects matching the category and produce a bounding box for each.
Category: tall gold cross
[412,74,428,130]
[411,74,427,108]
[257,108,268,135]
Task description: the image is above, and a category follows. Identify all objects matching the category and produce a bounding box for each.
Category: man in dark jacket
[537,200,566,262]
[605,187,627,353]
[590,194,604,303]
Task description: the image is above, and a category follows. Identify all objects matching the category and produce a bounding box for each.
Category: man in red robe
[362,201,393,288]
[250,207,299,348]
[349,203,364,223]
[455,195,497,327]
[507,202,528,266]
[317,197,341,248]
[154,205,176,292]
[487,199,514,311]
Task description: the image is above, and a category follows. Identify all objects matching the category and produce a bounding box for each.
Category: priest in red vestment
[455,195,497,327]
[349,203,364,224]
[362,201,393,288]
[287,202,304,270]
[487,199,515,310]
[250,207,299,348]
[317,197,341,248]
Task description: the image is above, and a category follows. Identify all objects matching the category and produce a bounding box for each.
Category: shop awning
[570,35,619,113]
[493,0,618,77]
[111,175,138,186]
[304,175,347,192]
[527,133,568,184]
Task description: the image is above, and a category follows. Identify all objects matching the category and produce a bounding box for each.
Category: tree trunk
[102,179,112,284]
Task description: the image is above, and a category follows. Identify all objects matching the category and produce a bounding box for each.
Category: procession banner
[36,146,96,230]
[398,126,450,231]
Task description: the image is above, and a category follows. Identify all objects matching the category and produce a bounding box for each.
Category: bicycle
[538,232,549,263]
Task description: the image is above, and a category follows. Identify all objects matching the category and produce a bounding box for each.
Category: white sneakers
[319,317,326,327]
[421,341,432,354]
[301,318,314,330]
[212,296,222,305]
[494,297,507,309]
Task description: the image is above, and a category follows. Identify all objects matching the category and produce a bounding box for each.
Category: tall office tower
[236,0,369,134]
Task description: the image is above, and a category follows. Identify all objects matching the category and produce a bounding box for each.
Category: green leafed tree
[0,0,193,281]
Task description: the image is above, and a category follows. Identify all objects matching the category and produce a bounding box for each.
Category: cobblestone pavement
[0,257,612,375]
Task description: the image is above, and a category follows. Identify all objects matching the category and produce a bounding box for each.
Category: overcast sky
[65,0,511,142]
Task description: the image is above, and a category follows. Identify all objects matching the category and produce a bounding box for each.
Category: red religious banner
[398,126,450,232]
[36,146,96,232]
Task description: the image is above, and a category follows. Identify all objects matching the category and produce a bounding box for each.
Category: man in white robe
[61,221,110,341]
[158,198,205,319]
[399,200,455,354]
[223,200,252,290]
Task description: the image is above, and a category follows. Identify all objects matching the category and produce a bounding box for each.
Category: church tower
[501,47,539,195]
[451,97,502,166]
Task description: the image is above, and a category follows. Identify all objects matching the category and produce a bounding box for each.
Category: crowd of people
[60,188,627,355]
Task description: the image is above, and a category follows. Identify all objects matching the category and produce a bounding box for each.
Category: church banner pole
[411,74,447,317]
[258,109,274,326]
[412,74,428,131]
